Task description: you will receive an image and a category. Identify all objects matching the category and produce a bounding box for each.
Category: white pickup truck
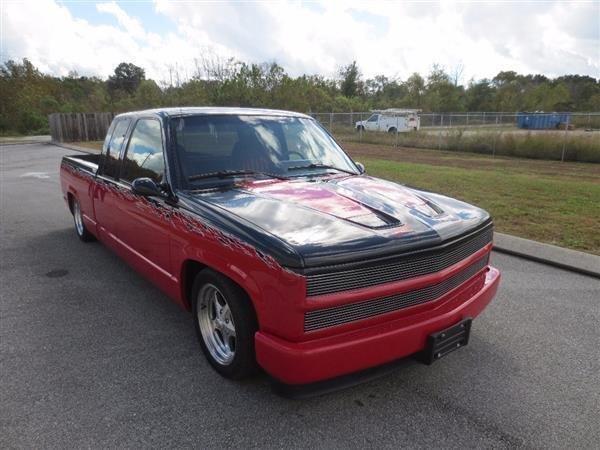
[356,109,420,133]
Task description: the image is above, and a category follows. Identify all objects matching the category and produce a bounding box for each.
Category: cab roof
[115,107,312,120]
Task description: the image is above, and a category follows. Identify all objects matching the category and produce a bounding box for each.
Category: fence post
[395,115,399,147]
[466,112,469,126]
[493,115,500,158]
[438,114,443,150]
[561,115,570,162]
[329,112,333,133]
[359,113,363,142]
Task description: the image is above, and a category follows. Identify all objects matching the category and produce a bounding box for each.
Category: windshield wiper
[188,169,287,182]
[287,163,356,175]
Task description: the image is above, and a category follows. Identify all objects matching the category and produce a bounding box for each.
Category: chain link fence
[311,112,600,163]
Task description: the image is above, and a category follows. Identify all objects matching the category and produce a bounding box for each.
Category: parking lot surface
[2,143,599,448]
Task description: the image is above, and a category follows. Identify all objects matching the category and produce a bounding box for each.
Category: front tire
[192,269,259,379]
[72,197,95,242]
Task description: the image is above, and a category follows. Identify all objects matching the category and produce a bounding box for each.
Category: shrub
[17,111,47,135]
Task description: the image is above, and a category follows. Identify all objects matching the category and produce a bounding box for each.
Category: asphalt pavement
[2,143,599,449]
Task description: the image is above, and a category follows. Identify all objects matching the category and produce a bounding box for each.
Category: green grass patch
[362,157,600,255]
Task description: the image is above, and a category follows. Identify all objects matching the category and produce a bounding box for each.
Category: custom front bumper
[255,265,500,385]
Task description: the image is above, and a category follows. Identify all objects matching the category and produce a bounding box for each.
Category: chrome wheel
[73,200,84,236]
[197,283,236,365]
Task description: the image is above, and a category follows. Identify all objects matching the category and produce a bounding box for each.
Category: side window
[367,114,379,122]
[121,119,165,184]
[103,119,130,179]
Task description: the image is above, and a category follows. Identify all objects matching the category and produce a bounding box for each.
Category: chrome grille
[306,226,493,297]
[304,255,489,332]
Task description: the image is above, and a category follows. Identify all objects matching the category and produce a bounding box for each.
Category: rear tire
[72,197,95,242]
[192,269,259,379]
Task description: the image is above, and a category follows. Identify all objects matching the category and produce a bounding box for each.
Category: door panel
[365,114,378,131]
[116,118,173,277]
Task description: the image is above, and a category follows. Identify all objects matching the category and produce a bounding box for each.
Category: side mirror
[355,162,365,174]
[131,177,165,197]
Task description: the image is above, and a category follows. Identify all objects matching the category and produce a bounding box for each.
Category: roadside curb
[51,141,100,154]
[1,139,52,146]
[493,232,600,279]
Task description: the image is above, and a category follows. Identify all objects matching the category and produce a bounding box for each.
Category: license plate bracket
[417,318,472,365]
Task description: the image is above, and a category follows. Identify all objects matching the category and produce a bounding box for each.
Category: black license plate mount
[417,317,472,365]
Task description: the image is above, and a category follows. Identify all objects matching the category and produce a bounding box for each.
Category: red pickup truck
[60,107,500,386]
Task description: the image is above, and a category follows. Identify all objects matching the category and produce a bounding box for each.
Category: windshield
[172,115,359,187]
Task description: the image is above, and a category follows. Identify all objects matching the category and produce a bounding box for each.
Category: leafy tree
[134,80,163,108]
[524,83,571,111]
[555,75,600,111]
[465,79,495,111]
[492,71,519,87]
[107,62,145,95]
[339,61,362,98]
[424,65,464,111]
[403,73,425,108]
[494,86,517,111]
[1,56,598,135]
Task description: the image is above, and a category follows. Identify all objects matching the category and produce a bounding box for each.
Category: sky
[1,0,599,84]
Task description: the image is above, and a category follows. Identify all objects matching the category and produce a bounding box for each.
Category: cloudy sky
[1,0,598,83]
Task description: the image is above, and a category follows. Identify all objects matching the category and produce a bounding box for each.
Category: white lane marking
[20,172,51,179]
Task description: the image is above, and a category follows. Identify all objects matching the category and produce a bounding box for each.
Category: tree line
[1,57,598,135]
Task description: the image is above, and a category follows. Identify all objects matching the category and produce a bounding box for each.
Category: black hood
[178,174,491,268]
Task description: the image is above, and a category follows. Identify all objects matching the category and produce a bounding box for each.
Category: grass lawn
[343,142,600,255]
[70,140,600,254]
[72,141,103,152]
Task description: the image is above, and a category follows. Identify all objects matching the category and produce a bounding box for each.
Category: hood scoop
[339,201,403,229]
[330,176,448,223]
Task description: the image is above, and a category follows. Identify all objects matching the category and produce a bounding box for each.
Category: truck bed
[62,153,101,174]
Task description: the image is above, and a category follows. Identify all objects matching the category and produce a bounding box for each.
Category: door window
[101,121,116,155]
[102,119,130,179]
[367,114,379,122]
[121,119,165,183]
